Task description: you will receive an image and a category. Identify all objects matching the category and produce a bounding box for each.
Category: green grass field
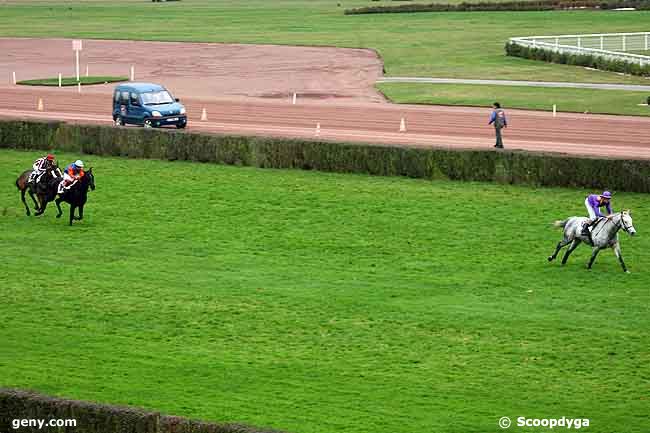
[1,149,648,433]
[377,82,650,116]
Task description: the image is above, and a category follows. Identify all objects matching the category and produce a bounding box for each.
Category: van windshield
[141,90,174,105]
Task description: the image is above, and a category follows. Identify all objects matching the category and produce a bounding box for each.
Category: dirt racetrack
[1,38,650,159]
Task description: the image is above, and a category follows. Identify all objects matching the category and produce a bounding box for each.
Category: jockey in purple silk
[581,191,613,240]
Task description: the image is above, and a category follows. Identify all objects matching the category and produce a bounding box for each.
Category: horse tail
[15,174,24,191]
[16,170,31,191]
[554,219,568,228]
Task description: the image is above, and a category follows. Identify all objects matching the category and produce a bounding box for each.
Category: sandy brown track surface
[0,38,384,102]
[1,38,649,160]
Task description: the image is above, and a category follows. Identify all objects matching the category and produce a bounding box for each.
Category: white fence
[509,32,650,66]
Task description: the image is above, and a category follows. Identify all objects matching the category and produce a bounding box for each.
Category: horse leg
[75,204,84,221]
[548,238,570,262]
[55,197,63,218]
[69,205,76,226]
[20,188,31,216]
[612,242,629,273]
[561,239,581,265]
[587,246,602,269]
[28,188,39,212]
[35,199,49,216]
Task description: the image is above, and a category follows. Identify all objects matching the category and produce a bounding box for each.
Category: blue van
[113,83,187,129]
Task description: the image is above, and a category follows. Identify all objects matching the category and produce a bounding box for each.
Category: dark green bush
[0,389,286,433]
[505,41,650,77]
[345,0,650,13]
[1,119,649,192]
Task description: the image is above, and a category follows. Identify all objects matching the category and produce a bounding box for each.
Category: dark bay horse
[55,168,95,226]
[34,168,95,225]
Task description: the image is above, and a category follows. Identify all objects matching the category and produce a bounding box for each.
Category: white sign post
[72,40,83,82]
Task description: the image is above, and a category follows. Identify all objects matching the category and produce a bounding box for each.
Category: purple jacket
[587,194,612,217]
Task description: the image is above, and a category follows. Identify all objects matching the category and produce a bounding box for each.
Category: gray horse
[548,210,636,272]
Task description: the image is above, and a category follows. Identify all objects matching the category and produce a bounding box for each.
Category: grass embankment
[1,149,648,433]
[17,76,129,86]
[377,82,650,115]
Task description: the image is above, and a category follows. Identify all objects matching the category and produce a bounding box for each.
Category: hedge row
[0,388,287,433]
[505,41,650,77]
[0,119,649,193]
[345,0,650,13]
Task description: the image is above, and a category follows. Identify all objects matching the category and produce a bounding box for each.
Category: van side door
[129,92,145,125]
[118,90,130,124]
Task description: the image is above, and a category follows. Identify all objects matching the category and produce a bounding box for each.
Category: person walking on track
[488,102,507,149]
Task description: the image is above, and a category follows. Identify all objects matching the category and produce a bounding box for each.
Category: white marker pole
[58,73,62,88]
[75,49,80,82]
[86,64,89,77]
[292,92,296,105]
[130,65,135,81]
[78,82,81,93]
[12,71,16,85]
[553,104,557,117]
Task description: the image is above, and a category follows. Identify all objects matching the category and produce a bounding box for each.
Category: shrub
[345,0,650,14]
[505,41,650,77]
[1,119,650,193]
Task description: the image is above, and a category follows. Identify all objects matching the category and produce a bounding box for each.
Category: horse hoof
[547,256,553,262]
[625,270,631,274]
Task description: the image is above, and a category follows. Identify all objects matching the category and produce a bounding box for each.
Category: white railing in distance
[509,32,650,66]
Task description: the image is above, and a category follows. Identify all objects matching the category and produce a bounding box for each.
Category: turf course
[1,0,650,115]
[1,149,648,433]
[377,82,650,116]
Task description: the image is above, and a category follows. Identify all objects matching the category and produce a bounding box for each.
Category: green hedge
[345,0,650,13]
[0,388,286,433]
[505,41,650,77]
[0,119,649,193]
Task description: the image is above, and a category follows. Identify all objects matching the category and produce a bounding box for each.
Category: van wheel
[176,122,186,129]
[114,116,124,127]
[143,119,153,128]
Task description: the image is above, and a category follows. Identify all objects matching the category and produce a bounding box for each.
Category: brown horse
[15,170,40,216]
[15,166,62,216]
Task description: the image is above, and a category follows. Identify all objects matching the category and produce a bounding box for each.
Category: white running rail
[509,32,650,66]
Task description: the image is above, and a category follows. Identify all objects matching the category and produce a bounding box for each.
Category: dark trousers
[494,127,504,148]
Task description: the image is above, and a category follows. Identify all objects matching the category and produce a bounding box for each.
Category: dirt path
[0,38,384,102]
[2,86,650,159]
